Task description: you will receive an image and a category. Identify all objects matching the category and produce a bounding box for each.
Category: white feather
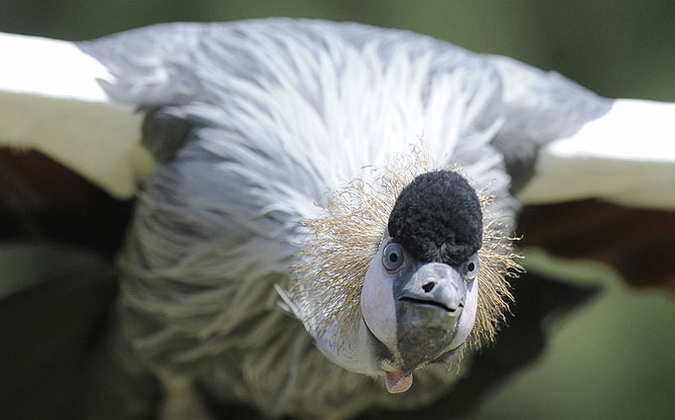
[518,99,675,209]
[0,32,152,198]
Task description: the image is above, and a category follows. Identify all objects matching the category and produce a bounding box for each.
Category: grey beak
[395,262,467,369]
[399,262,466,316]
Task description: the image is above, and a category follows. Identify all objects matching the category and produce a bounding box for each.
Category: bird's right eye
[382,242,404,271]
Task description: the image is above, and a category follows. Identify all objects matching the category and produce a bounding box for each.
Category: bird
[0,18,674,419]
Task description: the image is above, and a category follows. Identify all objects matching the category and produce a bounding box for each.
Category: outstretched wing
[482,53,675,291]
[0,32,150,199]
[3,22,674,210]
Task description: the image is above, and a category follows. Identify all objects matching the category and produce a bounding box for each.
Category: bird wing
[475,54,675,292]
[516,98,675,210]
[3,24,673,208]
[479,54,675,211]
[424,32,674,293]
[0,32,152,200]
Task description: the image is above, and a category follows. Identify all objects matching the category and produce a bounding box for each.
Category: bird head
[361,170,483,392]
[291,165,519,394]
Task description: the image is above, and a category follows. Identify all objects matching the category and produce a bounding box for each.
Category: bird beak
[398,262,466,317]
[394,262,476,378]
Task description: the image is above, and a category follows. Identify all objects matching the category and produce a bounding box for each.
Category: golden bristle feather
[292,149,522,354]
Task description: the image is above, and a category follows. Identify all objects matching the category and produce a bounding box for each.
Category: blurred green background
[2,1,674,419]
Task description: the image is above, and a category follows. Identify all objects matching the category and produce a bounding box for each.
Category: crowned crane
[1,19,674,420]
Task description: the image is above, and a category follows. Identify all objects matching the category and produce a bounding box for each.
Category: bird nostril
[422,282,435,292]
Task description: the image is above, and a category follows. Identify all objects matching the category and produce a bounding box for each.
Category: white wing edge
[517,99,675,210]
[0,32,152,200]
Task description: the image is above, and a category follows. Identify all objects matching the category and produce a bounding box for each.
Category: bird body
[103,20,520,417]
[1,18,674,419]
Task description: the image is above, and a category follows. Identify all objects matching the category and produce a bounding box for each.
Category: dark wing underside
[519,200,675,293]
[0,149,132,256]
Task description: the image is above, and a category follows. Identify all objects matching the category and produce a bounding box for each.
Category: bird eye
[463,254,480,281]
[382,242,404,271]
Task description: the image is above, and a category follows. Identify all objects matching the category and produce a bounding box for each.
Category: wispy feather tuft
[292,148,521,353]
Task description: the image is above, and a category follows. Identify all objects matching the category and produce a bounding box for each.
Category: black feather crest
[388,170,483,265]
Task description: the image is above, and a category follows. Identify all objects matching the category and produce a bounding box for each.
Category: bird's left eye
[463,254,480,281]
[382,242,404,271]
